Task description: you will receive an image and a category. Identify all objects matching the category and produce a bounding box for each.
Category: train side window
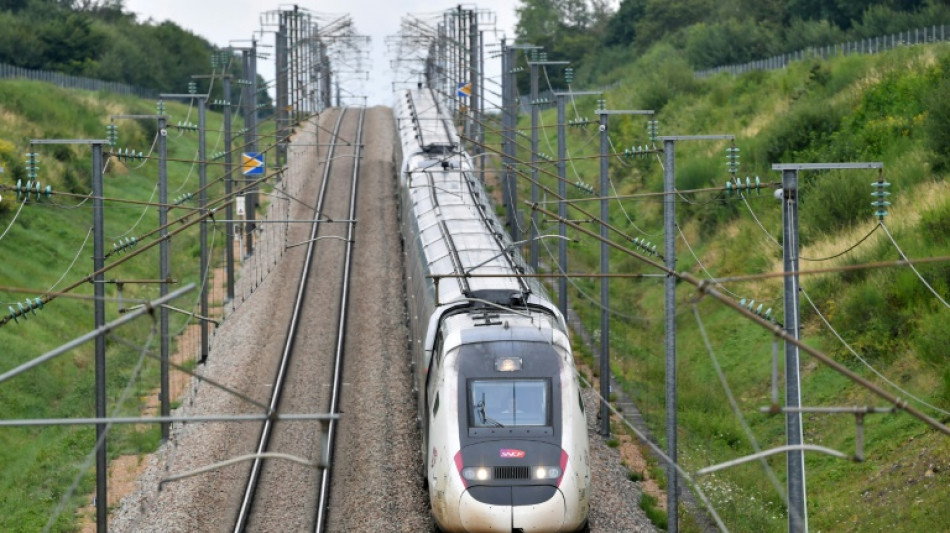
[578,391,585,413]
[433,393,440,416]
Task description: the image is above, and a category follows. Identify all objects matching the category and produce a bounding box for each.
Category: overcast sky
[123,0,519,107]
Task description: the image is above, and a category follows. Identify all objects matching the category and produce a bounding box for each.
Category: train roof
[396,88,459,155]
[396,88,555,314]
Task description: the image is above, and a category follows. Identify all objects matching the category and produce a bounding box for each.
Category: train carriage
[395,87,591,533]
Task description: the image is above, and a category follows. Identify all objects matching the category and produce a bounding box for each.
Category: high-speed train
[395,86,591,532]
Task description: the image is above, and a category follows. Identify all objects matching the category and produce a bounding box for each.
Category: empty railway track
[234,106,365,531]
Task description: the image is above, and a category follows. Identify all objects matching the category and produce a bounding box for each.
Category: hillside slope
[0,80,235,531]
[528,42,950,531]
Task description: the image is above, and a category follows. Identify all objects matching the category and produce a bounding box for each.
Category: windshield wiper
[477,393,504,428]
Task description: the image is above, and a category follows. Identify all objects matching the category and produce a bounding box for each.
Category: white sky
[123,0,519,107]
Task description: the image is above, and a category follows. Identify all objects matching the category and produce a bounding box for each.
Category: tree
[0,0,30,11]
[562,0,591,28]
[634,0,715,49]
[515,0,562,48]
[40,13,105,73]
[604,0,646,47]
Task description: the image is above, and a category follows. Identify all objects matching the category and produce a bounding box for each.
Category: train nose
[458,488,566,532]
[511,489,566,532]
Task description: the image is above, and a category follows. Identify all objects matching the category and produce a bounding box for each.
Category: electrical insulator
[647,120,659,143]
[871,179,891,220]
[25,152,38,180]
[107,124,118,147]
[726,146,740,174]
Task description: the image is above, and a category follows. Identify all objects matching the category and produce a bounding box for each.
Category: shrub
[925,58,950,171]
[919,198,950,238]
[632,43,698,112]
[915,311,950,367]
[798,170,871,239]
[684,19,777,70]
[782,18,846,52]
[752,98,843,167]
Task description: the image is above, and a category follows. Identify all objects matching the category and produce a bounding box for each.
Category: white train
[395,86,591,533]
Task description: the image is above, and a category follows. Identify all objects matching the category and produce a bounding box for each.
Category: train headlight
[534,466,561,480]
[495,357,522,372]
[462,467,492,481]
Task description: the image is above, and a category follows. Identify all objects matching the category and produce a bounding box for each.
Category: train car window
[469,379,549,427]
[433,392,440,416]
[578,391,585,413]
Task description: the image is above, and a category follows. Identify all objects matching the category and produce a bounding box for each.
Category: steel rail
[233,108,349,532]
[314,105,365,532]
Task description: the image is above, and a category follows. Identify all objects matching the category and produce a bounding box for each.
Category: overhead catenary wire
[573,369,731,533]
[529,200,950,436]
[43,325,158,533]
[46,225,94,294]
[880,221,950,310]
[0,165,277,328]
[532,93,662,240]
[801,288,950,417]
[691,304,791,509]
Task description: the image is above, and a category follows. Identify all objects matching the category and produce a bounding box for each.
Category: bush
[925,58,950,171]
[799,170,871,239]
[752,98,844,166]
[851,4,950,39]
[684,19,777,69]
[632,43,698,112]
[915,310,950,367]
[919,197,950,238]
[782,18,846,52]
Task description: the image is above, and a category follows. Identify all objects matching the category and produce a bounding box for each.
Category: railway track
[111,105,653,533]
[234,106,365,532]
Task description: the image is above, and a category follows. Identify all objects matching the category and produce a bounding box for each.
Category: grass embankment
[0,80,253,531]
[521,42,950,531]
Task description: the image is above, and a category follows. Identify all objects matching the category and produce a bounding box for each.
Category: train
[394,86,591,533]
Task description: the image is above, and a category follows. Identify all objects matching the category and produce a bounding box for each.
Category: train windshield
[470,379,549,427]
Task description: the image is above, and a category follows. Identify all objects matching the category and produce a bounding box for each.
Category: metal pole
[241,48,252,257]
[92,142,107,533]
[198,97,209,363]
[598,111,610,437]
[478,28,485,184]
[246,42,258,257]
[663,138,679,533]
[781,168,807,533]
[277,17,288,168]
[503,43,520,242]
[530,60,540,271]
[556,94,568,318]
[223,76,235,302]
[159,114,170,441]
[469,10,478,170]
[500,39,509,218]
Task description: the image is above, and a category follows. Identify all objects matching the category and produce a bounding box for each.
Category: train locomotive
[395,86,591,533]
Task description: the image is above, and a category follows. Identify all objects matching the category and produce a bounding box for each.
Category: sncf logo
[499,449,526,458]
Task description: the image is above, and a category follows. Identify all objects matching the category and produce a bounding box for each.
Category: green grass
[521,41,950,532]
[640,492,669,530]
[0,79,256,531]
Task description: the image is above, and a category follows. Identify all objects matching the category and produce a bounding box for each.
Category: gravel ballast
[110,106,658,533]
